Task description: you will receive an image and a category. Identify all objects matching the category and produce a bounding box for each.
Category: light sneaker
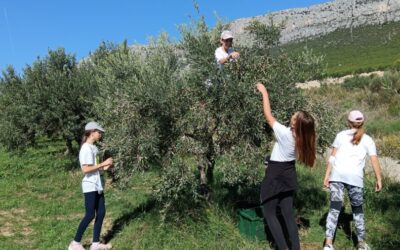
[323,244,334,250]
[358,243,371,250]
[68,241,85,250]
[90,242,112,250]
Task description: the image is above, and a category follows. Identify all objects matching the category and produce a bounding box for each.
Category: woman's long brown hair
[294,111,316,167]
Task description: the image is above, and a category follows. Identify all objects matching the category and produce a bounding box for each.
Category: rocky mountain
[229,0,400,45]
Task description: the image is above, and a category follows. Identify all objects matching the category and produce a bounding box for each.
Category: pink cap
[221,30,234,40]
[348,110,364,123]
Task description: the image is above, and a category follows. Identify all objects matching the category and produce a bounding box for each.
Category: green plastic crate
[238,206,266,241]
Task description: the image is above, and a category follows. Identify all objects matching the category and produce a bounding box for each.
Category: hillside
[282,21,400,76]
[230,0,400,45]
[226,0,400,76]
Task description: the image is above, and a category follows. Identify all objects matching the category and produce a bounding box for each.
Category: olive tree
[22,48,98,153]
[91,17,335,220]
[0,66,36,150]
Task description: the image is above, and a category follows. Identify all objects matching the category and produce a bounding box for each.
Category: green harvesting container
[237,206,266,241]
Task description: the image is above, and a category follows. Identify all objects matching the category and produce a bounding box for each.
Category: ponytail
[350,122,364,145]
[81,130,94,145]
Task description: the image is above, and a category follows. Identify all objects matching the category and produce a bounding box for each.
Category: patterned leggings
[325,182,365,241]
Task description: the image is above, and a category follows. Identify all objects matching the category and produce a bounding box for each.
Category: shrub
[376,134,400,159]
[342,75,371,90]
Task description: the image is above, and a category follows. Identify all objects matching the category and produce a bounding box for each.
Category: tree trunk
[205,135,216,184]
[64,138,73,155]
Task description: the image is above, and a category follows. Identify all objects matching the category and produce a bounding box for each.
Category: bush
[376,134,400,159]
[342,75,372,90]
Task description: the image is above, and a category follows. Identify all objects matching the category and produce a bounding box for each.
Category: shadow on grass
[102,198,156,243]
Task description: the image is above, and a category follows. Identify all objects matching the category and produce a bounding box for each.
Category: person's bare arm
[256,83,276,128]
[323,148,337,188]
[82,157,113,174]
[370,155,382,192]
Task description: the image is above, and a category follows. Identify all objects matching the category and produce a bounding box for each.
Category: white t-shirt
[215,47,235,64]
[270,121,296,162]
[79,143,104,193]
[329,129,377,187]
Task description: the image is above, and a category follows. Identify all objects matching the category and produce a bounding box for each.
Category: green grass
[1,140,399,249]
[0,141,265,250]
[282,21,400,76]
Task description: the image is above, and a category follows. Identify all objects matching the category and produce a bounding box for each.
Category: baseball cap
[348,110,364,123]
[221,30,234,40]
[85,121,105,132]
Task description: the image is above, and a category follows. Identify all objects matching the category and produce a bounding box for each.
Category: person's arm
[370,155,382,192]
[82,157,113,174]
[323,148,337,188]
[256,83,276,128]
[217,53,233,65]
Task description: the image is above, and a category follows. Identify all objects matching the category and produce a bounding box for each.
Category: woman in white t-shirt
[256,83,316,250]
[69,122,113,250]
[215,30,240,66]
[322,110,382,250]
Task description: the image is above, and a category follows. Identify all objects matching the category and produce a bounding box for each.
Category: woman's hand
[102,157,113,171]
[103,157,113,166]
[103,164,112,171]
[231,51,240,59]
[323,177,330,188]
[256,82,267,94]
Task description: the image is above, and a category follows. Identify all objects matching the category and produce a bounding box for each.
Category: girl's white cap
[221,30,234,40]
[348,110,364,123]
[85,121,105,132]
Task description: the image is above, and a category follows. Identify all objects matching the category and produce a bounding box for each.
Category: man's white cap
[221,30,234,40]
[85,121,105,132]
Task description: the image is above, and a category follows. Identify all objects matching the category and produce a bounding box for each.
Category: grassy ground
[0,141,266,250]
[282,21,400,76]
[1,139,399,249]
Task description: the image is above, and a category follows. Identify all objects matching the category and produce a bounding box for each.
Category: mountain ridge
[229,0,400,45]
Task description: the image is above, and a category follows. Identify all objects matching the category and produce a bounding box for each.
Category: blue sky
[0,0,331,73]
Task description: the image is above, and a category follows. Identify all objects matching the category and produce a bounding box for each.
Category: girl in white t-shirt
[69,122,113,250]
[323,110,382,250]
[256,83,316,250]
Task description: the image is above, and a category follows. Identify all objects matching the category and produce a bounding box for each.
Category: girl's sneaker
[90,242,112,250]
[357,243,371,250]
[68,241,85,250]
[323,244,334,250]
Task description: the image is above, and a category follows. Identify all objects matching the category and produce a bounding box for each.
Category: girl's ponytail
[81,130,93,145]
[348,110,365,145]
[351,123,364,145]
